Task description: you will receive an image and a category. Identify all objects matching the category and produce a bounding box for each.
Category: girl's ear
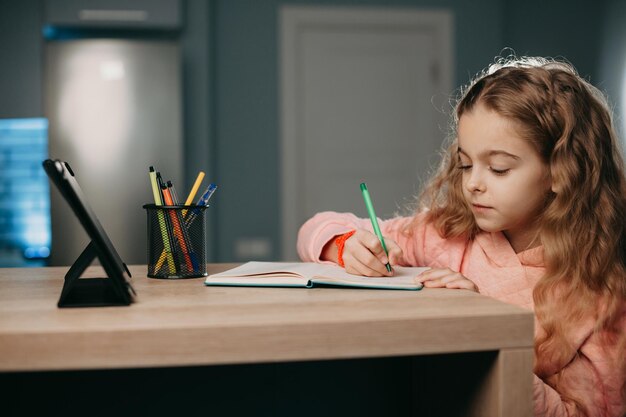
[547,168,558,194]
[548,165,561,194]
[551,182,559,193]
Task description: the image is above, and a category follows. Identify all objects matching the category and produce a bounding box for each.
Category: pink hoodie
[297,211,626,417]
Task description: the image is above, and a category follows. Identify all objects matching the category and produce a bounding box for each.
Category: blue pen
[185,183,217,226]
[197,183,217,206]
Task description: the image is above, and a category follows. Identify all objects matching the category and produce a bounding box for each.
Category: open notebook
[204,262,427,290]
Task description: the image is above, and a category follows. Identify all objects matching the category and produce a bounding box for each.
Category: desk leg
[468,348,534,417]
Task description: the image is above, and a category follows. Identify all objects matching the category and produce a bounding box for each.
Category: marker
[149,167,176,274]
[162,183,196,272]
[360,182,392,273]
[149,167,163,206]
[168,179,201,270]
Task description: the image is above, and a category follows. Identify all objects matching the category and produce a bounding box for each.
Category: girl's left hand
[416,268,478,292]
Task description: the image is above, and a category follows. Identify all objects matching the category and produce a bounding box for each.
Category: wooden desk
[0,264,534,417]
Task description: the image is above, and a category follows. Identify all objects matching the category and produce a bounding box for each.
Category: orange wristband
[335,230,356,268]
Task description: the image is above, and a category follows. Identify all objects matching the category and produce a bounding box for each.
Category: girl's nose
[465,171,486,193]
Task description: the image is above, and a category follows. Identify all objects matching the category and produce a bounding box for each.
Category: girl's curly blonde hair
[418,56,626,404]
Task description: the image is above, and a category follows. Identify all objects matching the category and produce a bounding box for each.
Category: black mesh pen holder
[144,204,208,279]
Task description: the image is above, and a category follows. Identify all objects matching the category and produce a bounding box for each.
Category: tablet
[43,159,136,307]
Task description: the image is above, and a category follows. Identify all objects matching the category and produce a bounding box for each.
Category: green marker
[360,182,392,273]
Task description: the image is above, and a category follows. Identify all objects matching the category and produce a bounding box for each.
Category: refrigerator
[45,39,182,266]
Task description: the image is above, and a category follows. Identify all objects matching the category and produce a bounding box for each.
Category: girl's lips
[471,203,492,213]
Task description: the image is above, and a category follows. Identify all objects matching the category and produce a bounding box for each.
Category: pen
[156,172,167,204]
[197,183,217,206]
[360,182,392,273]
[167,180,180,204]
[183,171,205,217]
[185,183,217,226]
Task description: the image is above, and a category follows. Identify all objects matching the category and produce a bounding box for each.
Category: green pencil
[360,182,392,272]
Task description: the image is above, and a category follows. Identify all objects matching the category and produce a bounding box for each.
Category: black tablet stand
[58,241,132,308]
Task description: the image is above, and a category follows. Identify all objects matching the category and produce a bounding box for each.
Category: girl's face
[457,103,552,252]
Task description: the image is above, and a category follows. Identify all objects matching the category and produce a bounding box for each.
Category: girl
[297,57,626,417]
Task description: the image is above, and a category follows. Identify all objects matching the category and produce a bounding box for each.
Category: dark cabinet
[0,0,43,118]
[44,0,182,30]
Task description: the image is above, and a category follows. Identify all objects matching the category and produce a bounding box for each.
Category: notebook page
[311,264,428,288]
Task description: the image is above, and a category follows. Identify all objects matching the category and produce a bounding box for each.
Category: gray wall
[1,0,623,264]
[599,0,626,142]
[181,0,215,261]
[502,0,608,82]
[210,0,617,262]
[212,0,505,262]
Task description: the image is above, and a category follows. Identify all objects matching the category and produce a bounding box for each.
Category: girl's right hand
[340,229,404,277]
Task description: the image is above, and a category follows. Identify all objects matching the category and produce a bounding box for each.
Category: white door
[280,7,454,261]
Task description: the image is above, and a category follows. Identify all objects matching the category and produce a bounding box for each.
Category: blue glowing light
[0,118,51,266]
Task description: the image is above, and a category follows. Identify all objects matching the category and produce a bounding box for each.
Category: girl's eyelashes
[456,155,509,175]
[457,164,510,175]
[457,156,471,171]
[489,167,510,175]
